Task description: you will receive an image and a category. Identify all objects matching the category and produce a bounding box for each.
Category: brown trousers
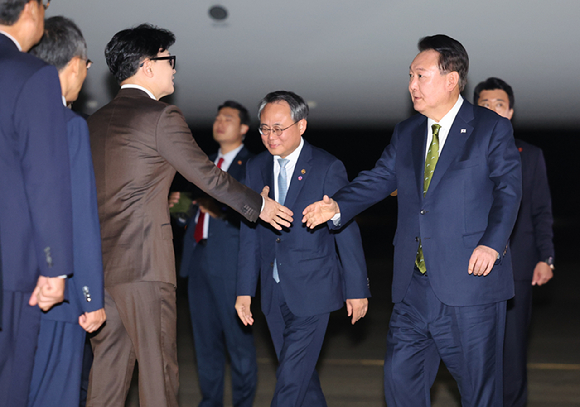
[87,282,178,407]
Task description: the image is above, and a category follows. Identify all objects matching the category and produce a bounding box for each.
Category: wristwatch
[544,257,555,271]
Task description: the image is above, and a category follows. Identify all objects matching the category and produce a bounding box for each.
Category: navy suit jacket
[179,147,253,279]
[333,101,522,307]
[237,141,370,317]
[0,34,74,294]
[509,139,554,281]
[42,108,104,323]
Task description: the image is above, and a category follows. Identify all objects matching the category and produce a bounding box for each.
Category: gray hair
[257,90,309,121]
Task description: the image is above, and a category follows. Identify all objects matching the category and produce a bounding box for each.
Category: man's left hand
[79,308,106,333]
[346,298,368,325]
[468,245,498,276]
[29,276,65,311]
[532,261,554,286]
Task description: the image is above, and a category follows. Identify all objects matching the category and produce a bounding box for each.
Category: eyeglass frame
[139,55,176,69]
[42,0,50,10]
[258,120,299,137]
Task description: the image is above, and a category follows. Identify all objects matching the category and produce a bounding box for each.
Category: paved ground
[126,212,580,406]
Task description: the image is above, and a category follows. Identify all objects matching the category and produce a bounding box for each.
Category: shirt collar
[428,95,464,130]
[218,144,244,164]
[121,84,156,100]
[62,95,67,107]
[274,137,304,167]
[0,31,22,51]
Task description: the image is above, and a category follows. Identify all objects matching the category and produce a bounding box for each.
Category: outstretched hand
[302,195,339,229]
[259,186,293,230]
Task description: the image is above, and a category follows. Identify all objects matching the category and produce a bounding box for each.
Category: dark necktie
[415,124,441,273]
[194,157,224,243]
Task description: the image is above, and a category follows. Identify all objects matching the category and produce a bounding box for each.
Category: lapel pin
[461,129,466,133]
[237,160,242,165]
[298,176,303,181]
[301,169,306,174]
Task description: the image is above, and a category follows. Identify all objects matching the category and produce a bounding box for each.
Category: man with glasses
[1,0,74,406]
[27,16,105,407]
[235,90,370,407]
[86,25,292,407]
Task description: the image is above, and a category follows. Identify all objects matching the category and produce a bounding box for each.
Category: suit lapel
[412,116,429,199]
[283,141,312,209]
[227,147,249,179]
[426,102,474,196]
[261,156,275,200]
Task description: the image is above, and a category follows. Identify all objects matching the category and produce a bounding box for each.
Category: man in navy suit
[178,101,258,407]
[475,77,554,407]
[236,91,370,407]
[27,16,106,407]
[303,35,522,407]
[0,1,73,405]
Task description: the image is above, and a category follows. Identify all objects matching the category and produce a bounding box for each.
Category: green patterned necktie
[415,124,441,273]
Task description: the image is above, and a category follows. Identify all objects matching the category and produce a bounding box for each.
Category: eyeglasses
[86,59,92,69]
[43,0,51,10]
[140,55,176,69]
[259,120,299,137]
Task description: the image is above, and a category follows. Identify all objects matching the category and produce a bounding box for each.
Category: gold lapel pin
[301,169,306,174]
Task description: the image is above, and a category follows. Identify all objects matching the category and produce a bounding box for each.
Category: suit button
[420,210,426,215]
[276,238,281,243]
[415,237,419,242]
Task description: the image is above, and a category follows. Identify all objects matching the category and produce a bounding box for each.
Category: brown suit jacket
[88,88,261,287]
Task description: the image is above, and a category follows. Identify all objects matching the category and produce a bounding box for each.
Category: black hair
[0,0,41,26]
[105,23,175,84]
[473,77,514,109]
[418,34,469,91]
[218,100,250,126]
[257,91,309,122]
[29,16,86,71]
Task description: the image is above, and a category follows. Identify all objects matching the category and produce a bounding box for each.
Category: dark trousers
[0,291,40,407]
[504,280,533,407]
[384,270,507,407]
[188,263,257,407]
[265,282,329,407]
[87,282,178,407]
[28,319,86,407]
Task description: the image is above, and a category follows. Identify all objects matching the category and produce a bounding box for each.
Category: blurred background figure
[28,15,105,407]
[475,77,555,407]
[176,100,258,407]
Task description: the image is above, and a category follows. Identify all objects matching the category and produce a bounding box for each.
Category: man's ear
[447,71,460,91]
[140,59,154,78]
[506,109,514,120]
[69,56,82,77]
[298,119,307,136]
[240,124,249,136]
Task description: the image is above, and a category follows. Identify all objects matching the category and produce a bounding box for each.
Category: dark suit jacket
[333,100,522,307]
[179,147,253,280]
[238,141,370,317]
[88,88,261,287]
[42,108,104,323]
[509,139,554,281]
[0,34,74,293]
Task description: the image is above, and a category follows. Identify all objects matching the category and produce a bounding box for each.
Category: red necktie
[194,157,224,243]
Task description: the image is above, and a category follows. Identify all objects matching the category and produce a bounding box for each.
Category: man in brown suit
[86,24,292,407]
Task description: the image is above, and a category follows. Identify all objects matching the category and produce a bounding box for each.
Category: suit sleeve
[530,149,554,261]
[326,160,371,299]
[237,160,260,297]
[155,106,262,222]
[478,118,522,255]
[67,115,104,312]
[15,65,73,278]
[332,129,398,227]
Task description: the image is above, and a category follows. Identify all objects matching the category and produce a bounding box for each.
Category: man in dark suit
[27,16,106,407]
[475,77,554,407]
[236,91,370,407]
[0,1,74,405]
[303,35,522,407]
[87,25,292,407]
[178,101,258,407]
